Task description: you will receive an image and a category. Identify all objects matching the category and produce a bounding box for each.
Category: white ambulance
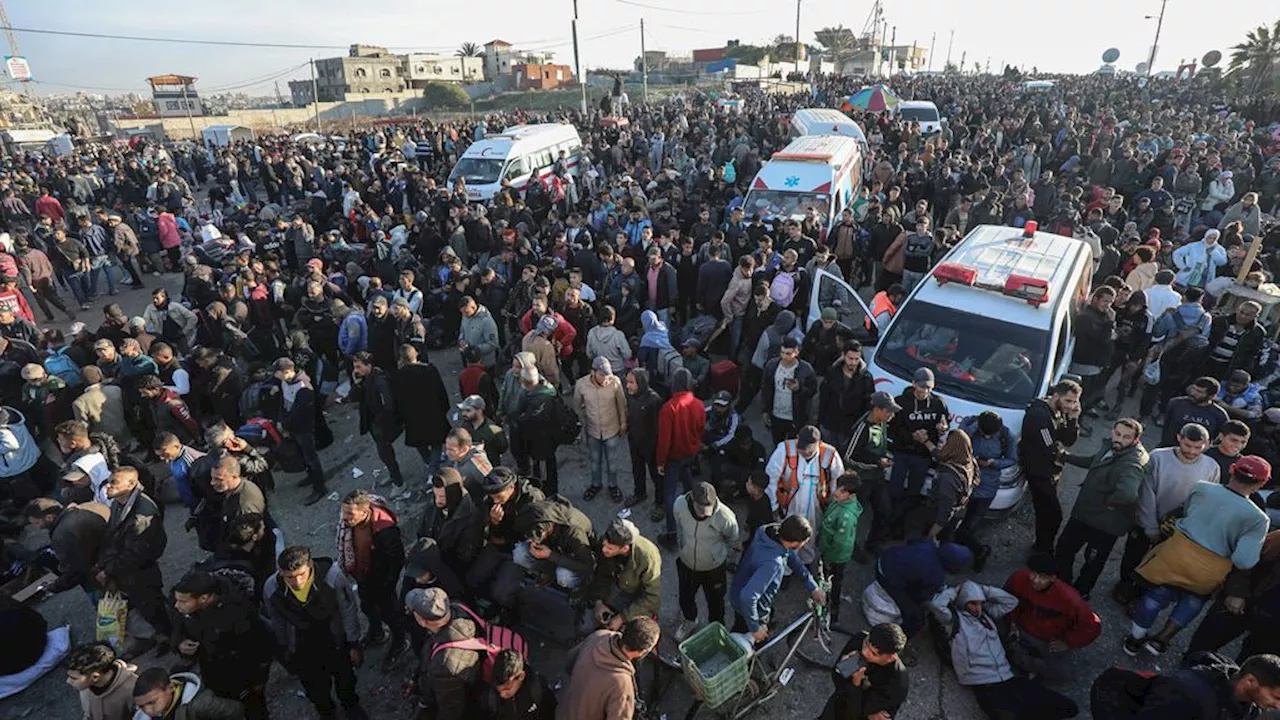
[788,108,868,148]
[807,222,1095,512]
[448,123,583,202]
[741,134,862,237]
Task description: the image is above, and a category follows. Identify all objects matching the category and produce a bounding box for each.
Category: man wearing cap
[454,395,507,462]
[581,518,661,635]
[264,546,368,720]
[846,391,902,561]
[1217,369,1266,422]
[0,303,37,346]
[765,424,844,566]
[702,389,743,487]
[404,586,483,720]
[1125,456,1271,656]
[105,211,145,289]
[350,351,404,488]
[672,481,738,640]
[802,307,849,375]
[73,365,133,448]
[1003,554,1101,682]
[888,367,951,536]
[575,356,628,503]
[522,314,561,389]
[468,468,545,617]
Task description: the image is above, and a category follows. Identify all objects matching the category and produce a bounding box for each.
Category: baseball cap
[93,338,114,351]
[913,367,935,389]
[797,425,820,450]
[592,356,612,375]
[69,321,87,336]
[457,395,485,411]
[871,390,903,413]
[536,314,558,336]
[405,587,450,621]
[481,467,517,494]
[820,307,838,321]
[711,390,732,407]
[691,482,717,516]
[1231,456,1272,484]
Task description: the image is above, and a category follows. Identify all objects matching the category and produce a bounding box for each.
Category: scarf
[281,371,313,411]
[336,496,395,579]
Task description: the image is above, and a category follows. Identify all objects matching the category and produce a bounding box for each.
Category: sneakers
[1122,635,1145,656]
[650,505,665,523]
[1143,638,1168,656]
[674,621,694,642]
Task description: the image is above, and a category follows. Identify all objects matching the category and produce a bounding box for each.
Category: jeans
[586,434,625,489]
[676,558,726,624]
[729,315,744,357]
[87,255,117,297]
[664,456,696,532]
[1026,475,1063,552]
[1133,584,1208,631]
[955,495,995,558]
[513,541,583,590]
[59,269,89,305]
[30,277,71,320]
[118,253,145,287]
[1054,517,1120,595]
[901,268,925,293]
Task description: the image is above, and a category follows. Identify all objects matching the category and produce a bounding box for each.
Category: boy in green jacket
[820,472,864,624]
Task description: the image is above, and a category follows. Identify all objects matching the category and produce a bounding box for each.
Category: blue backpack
[43,347,83,387]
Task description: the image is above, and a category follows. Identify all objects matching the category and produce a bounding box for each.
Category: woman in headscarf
[918,429,976,543]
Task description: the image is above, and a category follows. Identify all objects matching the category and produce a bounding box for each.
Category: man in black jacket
[1019,380,1082,554]
[405,587,483,720]
[172,571,273,720]
[888,368,951,536]
[624,368,663,518]
[272,357,326,505]
[1090,652,1280,719]
[417,468,481,582]
[197,456,269,553]
[817,341,875,452]
[23,498,109,595]
[1072,286,1117,420]
[481,649,558,720]
[1203,301,1266,381]
[94,467,173,659]
[339,489,408,671]
[352,351,404,488]
[818,623,910,720]
[512,496,597,592]
[466,468,544,618]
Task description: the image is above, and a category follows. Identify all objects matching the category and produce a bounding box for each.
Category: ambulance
[448,123,583,201]
[741,134,862,236]
[806,222,1095,512]
[788,108,868,147]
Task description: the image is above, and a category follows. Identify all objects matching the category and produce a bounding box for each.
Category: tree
[457,42,482,58]
[725,43,768,66]
[1228,20,1280,95]
[814,26,856,66]
[423,81,470,108]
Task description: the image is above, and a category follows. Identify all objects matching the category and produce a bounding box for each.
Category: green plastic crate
[678,622,750,709]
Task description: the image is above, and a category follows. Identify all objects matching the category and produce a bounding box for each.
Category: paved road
[0,281,1232,720]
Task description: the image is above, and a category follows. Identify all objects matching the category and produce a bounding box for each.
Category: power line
[612,0,769,16]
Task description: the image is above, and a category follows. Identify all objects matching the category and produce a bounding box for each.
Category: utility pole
[927,32,936,72]
[945,30,954,71]
[179,82,197,140]
[879,22,887,78]
[794,0,802,78]
[572,0,587,114]
[889,25,896,75]
[640,19,649,103]
[1146,0,1168,75]
[310,58,322,133]
[959,50,967,75]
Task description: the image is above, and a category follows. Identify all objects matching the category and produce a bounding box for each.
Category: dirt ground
[0,280,1237,720]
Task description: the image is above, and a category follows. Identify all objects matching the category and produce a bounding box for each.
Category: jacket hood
[641,309,662,334]
[174,671,202,704]
[627,367,652,395]
[586,630,635,676]
[956,579,985,605]
[772,310,797,334]
[513,351,537,370]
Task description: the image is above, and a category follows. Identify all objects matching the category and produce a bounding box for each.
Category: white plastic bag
[861,580,902,626]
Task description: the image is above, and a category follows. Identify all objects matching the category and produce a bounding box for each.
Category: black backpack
[551,395,582,446]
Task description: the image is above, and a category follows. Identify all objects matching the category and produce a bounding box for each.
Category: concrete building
[310,44,405,102]
[147,75,204,118]
[402,54,483,86]
[513,63,573,90]
[483,39,558,82]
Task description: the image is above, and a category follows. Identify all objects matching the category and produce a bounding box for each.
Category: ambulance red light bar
[933,262,977,286]
[1004,274,1050,306]
[1022,221,1038,238]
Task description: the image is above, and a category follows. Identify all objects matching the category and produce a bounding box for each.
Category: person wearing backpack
[171,570,273,720]
[898,217,936,293]
[766,248,809,313]
[1090,653,1280,719]
[406,587,486,720]
[929,580,1079,720]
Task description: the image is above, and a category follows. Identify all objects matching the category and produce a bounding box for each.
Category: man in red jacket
[656,367,705,545]
[1004,553,1102,681]
[0,274,34,323]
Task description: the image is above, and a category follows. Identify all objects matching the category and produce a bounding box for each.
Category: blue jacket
[338,312,368,356]
[958,419,1017,500]
[1217,382,1265,420]
[730,525,816,632]
[624,218,652,247]
[876,540,953,605]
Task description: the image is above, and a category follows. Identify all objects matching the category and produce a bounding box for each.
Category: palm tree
[1228,20,1280,95]
[457,42,481,58]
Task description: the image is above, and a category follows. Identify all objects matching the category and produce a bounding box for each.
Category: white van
[789,108,868,148]
[897,100,944,135]
[742,135,862,238]
[806,222,1094,512]
[448,123,583,202]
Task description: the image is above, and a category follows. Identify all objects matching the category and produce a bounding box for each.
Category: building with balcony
[401,54,483,86]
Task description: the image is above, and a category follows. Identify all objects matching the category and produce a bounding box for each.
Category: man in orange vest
[865,283,906,335]
[764,425,845,566]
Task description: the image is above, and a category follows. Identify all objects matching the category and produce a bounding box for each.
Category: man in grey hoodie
[458,296,499,371]
[930,580,1078,720]
[586,306,632,375]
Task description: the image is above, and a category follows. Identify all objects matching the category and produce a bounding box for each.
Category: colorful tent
[842,84,900,112]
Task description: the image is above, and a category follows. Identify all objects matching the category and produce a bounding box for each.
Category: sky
[5,0,1276,96]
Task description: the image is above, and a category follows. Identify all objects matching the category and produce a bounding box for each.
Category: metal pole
[180,82,197,140]
[945,30,954,71]
[959,50,967,75]
[640,19,649,103]
[795,0,802,78]
[927,32,936,72]
[1147,0,1167,75]
[572,0,587,114]
[310,58,323,133]
[889,26,896,74]
[879,22,887,78]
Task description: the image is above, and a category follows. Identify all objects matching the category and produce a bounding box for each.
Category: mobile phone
[836,652,865,679]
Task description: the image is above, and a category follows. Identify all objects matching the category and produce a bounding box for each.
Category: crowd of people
[0,68,1277,720]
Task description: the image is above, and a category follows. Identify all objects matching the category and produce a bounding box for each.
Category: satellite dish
[1202,50,1222,67]
[1135,61,1150,75]
[1102,47,1121,64]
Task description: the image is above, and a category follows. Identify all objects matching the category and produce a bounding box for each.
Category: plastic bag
[1142,358,1161,386]
[861,580,902,626]
[96,592,128,651]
